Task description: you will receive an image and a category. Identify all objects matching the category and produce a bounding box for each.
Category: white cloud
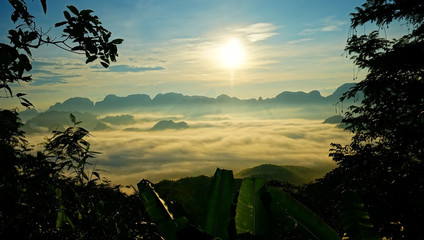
[300,16,346,35]
[28,118,350,185]
[287,38,313,44]
[235,23,278,42]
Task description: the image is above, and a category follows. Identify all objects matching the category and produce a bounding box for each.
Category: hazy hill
[18,108,38,122]
[323,115,344,124]
[95,94,151,113]
[23,111,98,133]
[21,83,362,131]
[154,164,330,226]
[150,120,189,131]
[326,82,363,103]
[273,90,325,104]
[323,115,348,128]
[41,83,360,116]
[235,164,326,185]
[48,97,95,113]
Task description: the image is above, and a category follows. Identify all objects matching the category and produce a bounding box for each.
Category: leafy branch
[1,0,123,107]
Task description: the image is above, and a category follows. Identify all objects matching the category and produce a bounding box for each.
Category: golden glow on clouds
[74,118,350,184]
[220,38,245,68]
[25,110,352,186]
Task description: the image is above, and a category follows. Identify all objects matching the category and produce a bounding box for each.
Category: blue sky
[1,0,389,110]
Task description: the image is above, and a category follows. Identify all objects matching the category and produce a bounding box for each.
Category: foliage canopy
[327,0,424,238]
[1,0,123,107]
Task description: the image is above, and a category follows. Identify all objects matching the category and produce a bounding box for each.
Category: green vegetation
[1,0,423,239]
[139,168,341,239]
[235,164,326,185]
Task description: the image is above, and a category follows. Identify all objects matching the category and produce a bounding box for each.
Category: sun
[220,38,244,68]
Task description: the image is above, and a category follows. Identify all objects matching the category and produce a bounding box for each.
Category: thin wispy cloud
[235,23,278,42]
[31,75,80,86]
[300,16,346,35]
[287,38,313,44]
[30,60,83,86]
[108,65,165,73]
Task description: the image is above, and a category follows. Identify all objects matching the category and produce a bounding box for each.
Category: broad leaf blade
[203,168,235,240]
[137,179,178,240]
[340,190,379,240]
[235,178,268,237]
[265,186,340,240]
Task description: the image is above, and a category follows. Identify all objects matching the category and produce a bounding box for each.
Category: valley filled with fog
[22,83,357,185]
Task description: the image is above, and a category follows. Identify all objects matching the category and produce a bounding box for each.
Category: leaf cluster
[1,0,123,107]
[327,0,424,238]
[138,168,342,240]
[0,110,161,239]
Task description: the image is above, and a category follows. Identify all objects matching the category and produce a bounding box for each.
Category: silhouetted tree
[327,0,424,238]
[0,2,164,239]
[1,0,123,107]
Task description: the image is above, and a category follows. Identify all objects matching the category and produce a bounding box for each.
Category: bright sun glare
[220,38,244,68]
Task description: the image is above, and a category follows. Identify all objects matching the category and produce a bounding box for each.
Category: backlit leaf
[203,168,235,240]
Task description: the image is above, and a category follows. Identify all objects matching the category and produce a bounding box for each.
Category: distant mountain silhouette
[326,83,363,103]
[274,90,325,104]
[323,115,348,128]
[150,120,189,131]
[27,82,363,123]
[24,111,98,133]
[95,94,151,113]
[18,108,38,122]
[43,83,359,115]
[323,115,344,124]
[48,97,94,112]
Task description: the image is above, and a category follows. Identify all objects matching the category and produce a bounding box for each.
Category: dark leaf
[80,9,94,16]
[92,171,100,179]
[137,179,178,240]
[67,5,79,16]
[54,21,68,27]
[264,186,340,240]
[111,38,124,44]
[63,11,71,20]
[20,97,33,107]
[85,55,98,64]
[235,178,268,237]
[40,0,47,14]
[21,102,32,108]
[71,46,84,51]
[204,168,235,239]
[100,61,109,68]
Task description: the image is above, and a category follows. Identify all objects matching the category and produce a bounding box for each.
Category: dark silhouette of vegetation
[1,0,122,106]
[306,0,424,239]
[138,169,341,240]
[2,0,422,239]
[0,1,158,239]
[0,111,163,239]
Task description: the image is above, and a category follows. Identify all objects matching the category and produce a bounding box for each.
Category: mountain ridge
[46,83,360,114]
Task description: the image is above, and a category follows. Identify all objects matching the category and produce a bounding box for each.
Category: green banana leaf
[203,168,235,240]
[235,178,268,238]
[137,179,178,240]
[340,190,380,240]
[264,186,341,240]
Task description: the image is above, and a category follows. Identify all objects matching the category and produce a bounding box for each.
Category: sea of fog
[27,114,351,186]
